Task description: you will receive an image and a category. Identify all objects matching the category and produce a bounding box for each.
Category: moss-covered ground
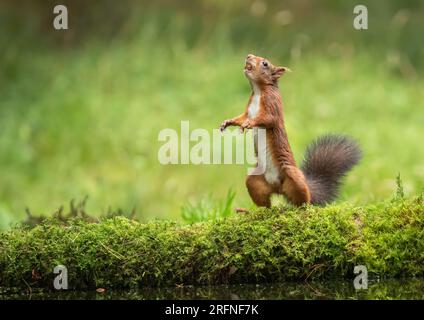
[0,196,422,290]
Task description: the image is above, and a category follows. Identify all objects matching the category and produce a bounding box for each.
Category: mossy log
[0,197,423,289]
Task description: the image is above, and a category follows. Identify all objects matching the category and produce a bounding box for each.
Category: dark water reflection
[1,279,424,300]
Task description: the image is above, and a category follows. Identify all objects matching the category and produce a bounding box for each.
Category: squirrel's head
[244,54,289,87]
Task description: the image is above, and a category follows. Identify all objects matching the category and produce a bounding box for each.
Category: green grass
[181,189,236,223]
[0,196,422,289]
[0,1,423,227]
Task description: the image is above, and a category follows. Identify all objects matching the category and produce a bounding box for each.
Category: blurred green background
[0,0,423,227]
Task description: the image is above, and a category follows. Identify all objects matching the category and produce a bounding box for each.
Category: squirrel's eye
[262,61,269,67]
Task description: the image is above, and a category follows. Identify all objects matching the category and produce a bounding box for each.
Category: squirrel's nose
[246,54,255,60]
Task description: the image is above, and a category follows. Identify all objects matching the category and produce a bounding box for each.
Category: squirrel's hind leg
[246,174,273,208]
[281,166,311,206]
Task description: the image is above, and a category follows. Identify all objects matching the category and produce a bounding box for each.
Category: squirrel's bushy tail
[301,134,362,205]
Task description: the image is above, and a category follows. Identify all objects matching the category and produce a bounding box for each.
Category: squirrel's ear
[272,66,291,80]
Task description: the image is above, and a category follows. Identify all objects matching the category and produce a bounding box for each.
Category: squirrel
[219,54,361,208]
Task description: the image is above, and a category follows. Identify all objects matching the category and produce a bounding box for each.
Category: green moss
[0,197,423,289]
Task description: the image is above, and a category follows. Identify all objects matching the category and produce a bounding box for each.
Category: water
[1,279,424,300]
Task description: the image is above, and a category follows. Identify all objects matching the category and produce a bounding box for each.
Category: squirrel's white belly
[264,145,280,184]
[248,93,261,119]
[249,94,280,185]
[256,137,279,185]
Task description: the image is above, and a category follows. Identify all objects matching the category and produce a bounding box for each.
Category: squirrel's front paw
[220,119,232,132]
[241,119,253,132]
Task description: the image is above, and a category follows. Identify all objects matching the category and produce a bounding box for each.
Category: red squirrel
[220,54,361,208]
